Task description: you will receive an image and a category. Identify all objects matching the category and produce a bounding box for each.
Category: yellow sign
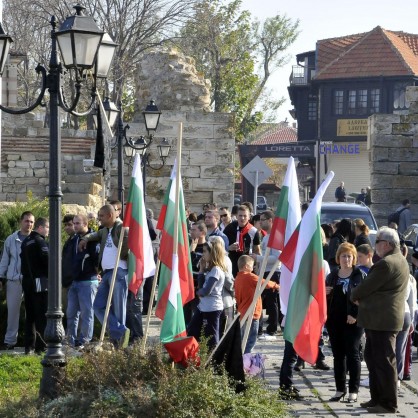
[337,119,368,136]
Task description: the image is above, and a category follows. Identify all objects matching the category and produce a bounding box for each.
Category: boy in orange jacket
[235,255,279,353]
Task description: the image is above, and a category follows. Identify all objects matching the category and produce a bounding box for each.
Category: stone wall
[369,86,418,227]
[1,111,235,216]
[117,110,235,215]
[1,49,235,215]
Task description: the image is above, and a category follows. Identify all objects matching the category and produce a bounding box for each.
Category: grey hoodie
[0,231,26,281]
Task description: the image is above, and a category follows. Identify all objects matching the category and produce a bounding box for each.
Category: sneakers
[314,360,330,371]
[360,377,369,387]
[118,329,130,349]
[25,347,35,355]
[360,399,377,408]
[294,358,305,372]
[278,386,304,401]
[0,343,15,350]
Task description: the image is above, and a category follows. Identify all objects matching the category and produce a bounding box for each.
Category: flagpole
[204,313,240,367]
[141,259,160,352]
[98,227,126,345]
[241,247,270,352]
[173,122,182,256]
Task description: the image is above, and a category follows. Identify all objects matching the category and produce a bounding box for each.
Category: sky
[240,0,418,123]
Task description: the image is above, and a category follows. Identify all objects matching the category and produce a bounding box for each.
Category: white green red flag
[123,154,156,294]
[279,171,334,364]
[267,156,301,316]
[155,165,194,341]
[267,156,300,251]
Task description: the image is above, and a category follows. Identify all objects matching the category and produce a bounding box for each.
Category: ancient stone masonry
[1,48,235,215]
[368,86,418,226]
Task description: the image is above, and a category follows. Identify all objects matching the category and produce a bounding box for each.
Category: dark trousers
[23,290,48,352]
[328,323,363,393]
[365,329,398,411]
[220,305,234,336]
[142,276,154,315]
[183,296,198,327]
[279,339,298,388]
[126,290,143,341]
[187,308,222,349]
[263,271,281,333]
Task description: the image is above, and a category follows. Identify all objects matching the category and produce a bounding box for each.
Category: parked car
[256,196,268,212]
[320,202,378,247]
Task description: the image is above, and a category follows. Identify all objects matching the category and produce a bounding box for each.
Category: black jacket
[326,266,365,322]
[72,229,99,281]
[62,234,76,288]
[20,231,49,292]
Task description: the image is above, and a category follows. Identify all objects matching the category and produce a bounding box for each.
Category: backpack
[387,207,407,225]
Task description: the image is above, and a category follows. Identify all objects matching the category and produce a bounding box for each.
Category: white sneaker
[360,377,369,387]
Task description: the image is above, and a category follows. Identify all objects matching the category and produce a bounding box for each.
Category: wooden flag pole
[141,258,161,352]
[204,313,241,367]
[240,247,270,352]
[173,122,182,256]
[238,258,281,329]
[98,227,126,345]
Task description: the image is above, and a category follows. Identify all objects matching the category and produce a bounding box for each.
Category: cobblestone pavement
[257,331,418,417]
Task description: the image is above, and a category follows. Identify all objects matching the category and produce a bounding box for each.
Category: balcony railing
[290,65,315,85]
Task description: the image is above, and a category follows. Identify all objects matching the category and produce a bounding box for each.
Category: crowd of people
[0,198,417,414]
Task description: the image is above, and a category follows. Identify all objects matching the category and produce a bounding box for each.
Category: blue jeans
[67,279,98,345]
[241,318,259,354]
[94,268,128,340]
[187,308,222,349]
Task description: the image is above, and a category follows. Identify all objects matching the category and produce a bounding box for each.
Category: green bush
[0,343,287,418]
[0,191,50,251]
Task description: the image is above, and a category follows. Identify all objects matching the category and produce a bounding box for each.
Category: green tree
[177,0,299,140]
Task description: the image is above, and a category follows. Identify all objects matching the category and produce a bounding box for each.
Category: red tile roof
[315,26,418,80]
[252,126,298,144]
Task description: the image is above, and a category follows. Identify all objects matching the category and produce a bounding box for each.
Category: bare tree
[2,0,197,123]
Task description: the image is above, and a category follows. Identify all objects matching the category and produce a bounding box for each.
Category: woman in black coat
[325,242,365,403]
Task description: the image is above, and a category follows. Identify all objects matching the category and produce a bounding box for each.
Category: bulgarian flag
[279,171,334,364]
[123,154,156,294]
[155,165,194,340]
[267,156,300,251]
[267,156,301,316]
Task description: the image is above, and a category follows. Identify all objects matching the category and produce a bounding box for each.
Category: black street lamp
[0,4,116,399]
[104,99,170,211]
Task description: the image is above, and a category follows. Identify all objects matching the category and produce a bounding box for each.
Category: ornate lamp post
[103,99,170,212]
[0,4,116,398]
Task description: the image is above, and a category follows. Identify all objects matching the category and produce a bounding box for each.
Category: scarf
[237,222,253,252]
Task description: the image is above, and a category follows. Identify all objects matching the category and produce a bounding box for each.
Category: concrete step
[62,193,103,207]
[61,182,102,195]
[64,173,102,184]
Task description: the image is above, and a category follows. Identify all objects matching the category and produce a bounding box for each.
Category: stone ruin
[0,48,235,216]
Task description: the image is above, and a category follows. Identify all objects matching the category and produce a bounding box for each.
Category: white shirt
[101,228,128,270]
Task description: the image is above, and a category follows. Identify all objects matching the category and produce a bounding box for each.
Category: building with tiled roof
[288,26,418,200]
[251,124,297,145]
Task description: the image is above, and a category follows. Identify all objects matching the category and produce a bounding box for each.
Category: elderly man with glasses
[351,226,410,414]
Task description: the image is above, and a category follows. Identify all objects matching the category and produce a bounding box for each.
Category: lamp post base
[39,354,66,399]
